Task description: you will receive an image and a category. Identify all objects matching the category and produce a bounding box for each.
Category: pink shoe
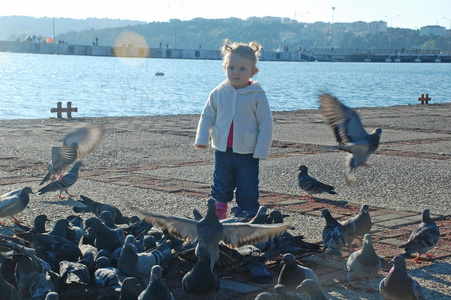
[215,201,228,220]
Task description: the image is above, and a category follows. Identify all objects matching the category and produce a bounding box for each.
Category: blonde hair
[220,39,262,71]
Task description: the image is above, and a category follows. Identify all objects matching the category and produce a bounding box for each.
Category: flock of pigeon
[0,94,442,299]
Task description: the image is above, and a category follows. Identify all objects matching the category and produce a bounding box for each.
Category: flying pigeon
[297,165,337,200]
[0,187,33,224]
[138,265,174,300]
[40,124,102,185]
[342,204,372,247]
[321,209,348,256]
[399,209,440,263]
[182,245,220,299]
[296,279,328,300]
[37,161,83,199]
[379,255,424,300]
[138,198,291,271]
[319,93,382,185]
[278,253,320,292]
[346,234,381,292]
[73,195,130,225]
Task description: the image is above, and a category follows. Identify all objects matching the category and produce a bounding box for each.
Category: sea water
[0,52,449,120]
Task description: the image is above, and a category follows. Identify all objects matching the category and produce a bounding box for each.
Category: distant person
[194,39,273,220]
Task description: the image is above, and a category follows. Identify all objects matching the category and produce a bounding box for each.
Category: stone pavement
[0,102,450,299]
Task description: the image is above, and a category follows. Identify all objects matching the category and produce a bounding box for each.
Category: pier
[0,40,450,62]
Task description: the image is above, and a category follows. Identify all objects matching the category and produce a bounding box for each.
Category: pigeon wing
[319,93,369,145]
[63,125,103,158]
[51,146,78,172]
[140,211,198,242]
[222,223,291,248]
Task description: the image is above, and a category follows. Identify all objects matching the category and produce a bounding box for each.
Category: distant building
[420,25,446,36]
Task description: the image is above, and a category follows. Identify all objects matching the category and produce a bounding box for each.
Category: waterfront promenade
[1,40,450,62]
[0,103,450,299]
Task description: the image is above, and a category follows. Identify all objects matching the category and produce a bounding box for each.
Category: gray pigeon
[138,265,174,300]
[341,204,372,247]
[182,246,220,300]
[0,187,33,224]
[120,277,142,300]
[84,216,125,253]
[45,291,59,300]
[321,209,348,256]
[59,260,90,285]
[319,93,382,185]
[278,253,320,292]
[296,279,328,300]
[273,284,304,300]
[74,194,130,225]
[139,198,291,271]
[297,165,337,200]
[37,161,83,199]
[399,209,440,263]
[117,235,173,287]
[346,234,381,292]
[0,255,20,300]
[379,255,424,300]
[254,292,274,300]
[41,125,102,185]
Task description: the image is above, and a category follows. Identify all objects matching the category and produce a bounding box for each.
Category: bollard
[50,101,78,118]
[418,94,431,105]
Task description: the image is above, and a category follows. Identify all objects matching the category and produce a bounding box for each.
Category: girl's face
[225,53,257,89]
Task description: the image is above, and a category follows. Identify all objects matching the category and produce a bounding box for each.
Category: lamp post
[385,14,400,53]
[331,7,336,49]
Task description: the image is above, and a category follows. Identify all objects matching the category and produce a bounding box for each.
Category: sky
[2,0,451,30]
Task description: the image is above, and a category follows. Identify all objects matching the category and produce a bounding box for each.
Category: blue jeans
[211,148,260,214]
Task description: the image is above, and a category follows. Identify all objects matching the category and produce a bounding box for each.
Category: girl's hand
[195,144,207,148]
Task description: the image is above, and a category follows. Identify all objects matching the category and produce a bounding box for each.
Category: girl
[194,39,273,219]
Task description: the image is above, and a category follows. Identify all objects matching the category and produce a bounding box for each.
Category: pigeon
[40,124,102,185]
[84,216,125,253]
[273,283,304,300]
[31,228,83,272]
[346,234,381,292]
[254,292,275,300]
[297,165,337,200]
[74,195,130,225]
[379,255,424,300]
[37,161,83,199]
[138,198,291,271]
[138,265,174,300]
[296,279,328,300]
[182,245,220,300]
[319,93,382,185]
[0,187,33,224]
[0,255,20,300]
[59,260,90,285]
[93,256,122,292]
[321,209,348,256]
[12,250,60,299]
[120,277,142,300]
[341,204,372,247]
[45,291,59,300]
[278,253,320,292]
[14,214,50,234]
[117,236,173,286]
[399,209,440,263]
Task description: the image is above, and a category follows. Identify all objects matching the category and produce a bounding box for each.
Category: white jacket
[194,80,273,159]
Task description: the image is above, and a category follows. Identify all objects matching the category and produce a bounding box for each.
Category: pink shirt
[227,81,253,147]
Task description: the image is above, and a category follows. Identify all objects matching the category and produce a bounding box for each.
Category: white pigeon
[0,187,33,224]
[138,198,291,271]
[319,93,382,184]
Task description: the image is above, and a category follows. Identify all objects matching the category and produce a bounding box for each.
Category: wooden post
[418,94,431,105]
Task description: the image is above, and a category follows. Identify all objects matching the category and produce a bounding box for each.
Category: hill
[1,16,448,52]
[0,16,146,40]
